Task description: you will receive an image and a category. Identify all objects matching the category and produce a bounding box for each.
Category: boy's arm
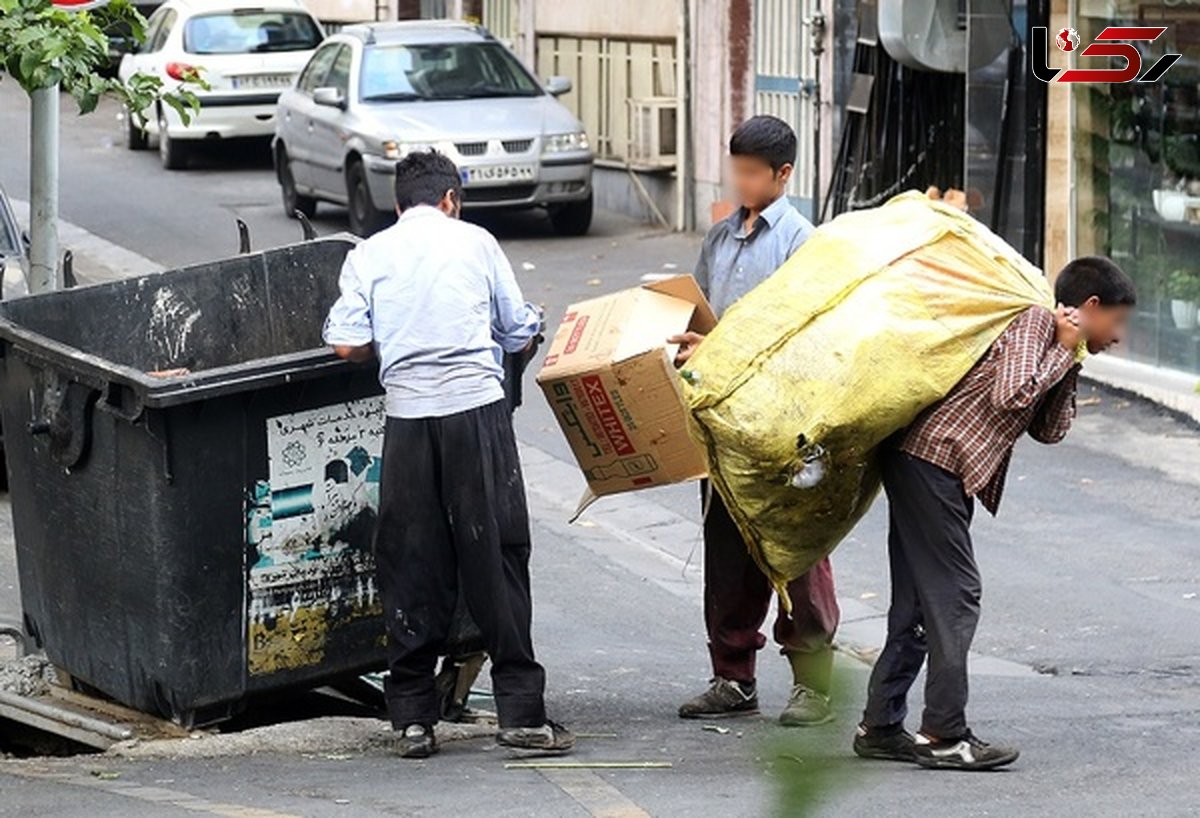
[787,216,815,257]
[990,307,1077,412]
[693,237,712,299]
[489,236,541,353]
[1028,364,1082,444]
[324,252,375,361]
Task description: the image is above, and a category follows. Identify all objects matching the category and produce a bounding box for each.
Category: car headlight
[542,132,589,153]
[382,140,434,160]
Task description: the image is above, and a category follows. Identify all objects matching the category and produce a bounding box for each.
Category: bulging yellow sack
[682,191,1054,591]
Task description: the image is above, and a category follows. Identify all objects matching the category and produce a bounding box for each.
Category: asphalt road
[2,84,1200,817]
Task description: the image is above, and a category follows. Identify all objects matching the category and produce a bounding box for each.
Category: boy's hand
[1054,304,1086,351]
[668,331,706,367]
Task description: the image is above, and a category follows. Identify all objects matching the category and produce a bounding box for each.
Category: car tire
[126,112,149,151]
[346,160,391,237]
[158,110,190,171]
[550,193,593,237]
[277,148,317,219]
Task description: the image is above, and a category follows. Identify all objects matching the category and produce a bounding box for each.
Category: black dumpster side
[0,237,394,725]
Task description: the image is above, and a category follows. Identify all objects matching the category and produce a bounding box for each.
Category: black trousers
[375,399,546,730]
[862,448,981,738]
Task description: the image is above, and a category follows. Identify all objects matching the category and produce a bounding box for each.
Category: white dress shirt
[323,205,541,419]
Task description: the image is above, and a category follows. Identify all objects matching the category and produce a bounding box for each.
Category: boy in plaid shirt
[853,256,1136,771]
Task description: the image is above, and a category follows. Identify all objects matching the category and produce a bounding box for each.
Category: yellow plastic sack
[682,191,1054,592]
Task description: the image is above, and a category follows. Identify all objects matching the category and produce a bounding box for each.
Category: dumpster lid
[0,237,368,409]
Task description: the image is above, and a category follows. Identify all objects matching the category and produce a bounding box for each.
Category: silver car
[272,21,594,236]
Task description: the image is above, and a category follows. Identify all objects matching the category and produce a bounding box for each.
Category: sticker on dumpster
[246,397,386,676]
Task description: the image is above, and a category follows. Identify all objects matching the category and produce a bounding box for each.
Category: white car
[120,0,324,169]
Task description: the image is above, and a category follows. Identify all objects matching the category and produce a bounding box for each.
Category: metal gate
[754,0,817,216]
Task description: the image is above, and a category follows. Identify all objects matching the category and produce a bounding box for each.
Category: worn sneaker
[396,724,438,759]
[678,677,759,719]
[852,723,917,762]
[779,684,833,727]
[497,721,575,756]
[913,730,1019,771]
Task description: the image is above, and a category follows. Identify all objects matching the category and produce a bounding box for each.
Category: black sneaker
[396,724,438,759]
[852,723,917,762]
[678,677,759,719]
[913,730,1019,771]
[497,721,575,756]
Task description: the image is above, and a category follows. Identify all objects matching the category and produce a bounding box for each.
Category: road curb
[8,198,164,285]
[1081,355,1200,428]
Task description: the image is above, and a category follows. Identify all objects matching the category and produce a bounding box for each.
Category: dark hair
[393,150,462,211]
[729,115,797,172]
[1055,256,1137,308]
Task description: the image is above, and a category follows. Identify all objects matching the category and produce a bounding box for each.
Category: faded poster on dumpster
[246,397,386,675]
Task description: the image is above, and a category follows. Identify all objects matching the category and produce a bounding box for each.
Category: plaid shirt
[900,306,1081,514]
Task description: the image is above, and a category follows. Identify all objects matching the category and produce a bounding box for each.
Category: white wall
[533,0,678,37]
[303,0,379,23]
[690,0,734,228]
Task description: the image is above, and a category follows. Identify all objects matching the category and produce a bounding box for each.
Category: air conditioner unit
[627,97,678,169]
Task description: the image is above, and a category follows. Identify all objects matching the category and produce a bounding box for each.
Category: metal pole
[675,0,690,231]
[809,4,826,224]
[29,84,61,294]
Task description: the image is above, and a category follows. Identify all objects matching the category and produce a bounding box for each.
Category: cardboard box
[537,275,718,514]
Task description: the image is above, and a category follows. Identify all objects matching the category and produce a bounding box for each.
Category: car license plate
[461,165,536,185]
[231,73,293,90]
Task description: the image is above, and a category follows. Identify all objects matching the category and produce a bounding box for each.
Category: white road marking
[538,768,653,818]
[2,767,301,818]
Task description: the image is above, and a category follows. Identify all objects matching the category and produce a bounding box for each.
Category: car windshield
[184,11,322,55]
[360,41,542,102]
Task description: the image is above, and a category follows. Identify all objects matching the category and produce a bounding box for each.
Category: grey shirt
[694,194,815,317]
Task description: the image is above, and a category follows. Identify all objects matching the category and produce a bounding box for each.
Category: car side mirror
[545,76,571,97]
[313,87,347,109]
[20,231,30,251]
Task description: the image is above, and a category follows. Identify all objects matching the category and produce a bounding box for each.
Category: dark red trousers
[703,485,840,690]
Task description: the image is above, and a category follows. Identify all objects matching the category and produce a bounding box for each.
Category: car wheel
[346,161,391,237]
[126,111,149,151]
[550,193,593,237]
[278,149,317,219]
[158,110,190,170]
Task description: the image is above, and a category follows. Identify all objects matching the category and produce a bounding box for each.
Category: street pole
[29,84,61,294]
[808,4,826,225]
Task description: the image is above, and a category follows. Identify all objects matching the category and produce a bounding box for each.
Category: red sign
[52,0,114,9]
[581,375,635,457]
[1031,25,1181,83]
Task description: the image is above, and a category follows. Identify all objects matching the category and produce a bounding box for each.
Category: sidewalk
[8,199,163,286]
[1082,353,1200,427]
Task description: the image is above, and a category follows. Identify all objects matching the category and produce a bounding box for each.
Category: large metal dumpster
[0,237,397,725]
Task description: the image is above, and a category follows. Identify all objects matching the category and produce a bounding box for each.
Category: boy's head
[394,150,462,217]
[1055,256,1136,354]
[729,115,796,211]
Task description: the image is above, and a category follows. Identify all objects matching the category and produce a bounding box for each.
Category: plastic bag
[682,192,1053,592]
